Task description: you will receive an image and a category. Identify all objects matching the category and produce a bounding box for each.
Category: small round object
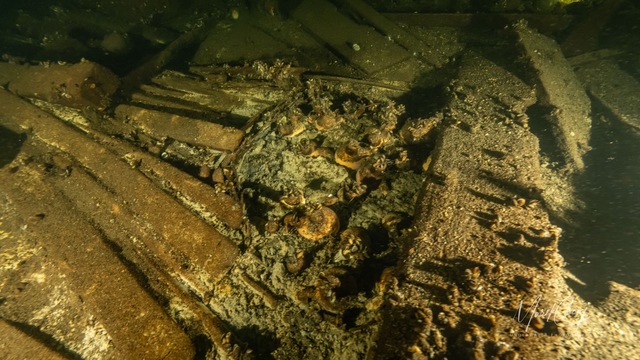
[511,197,526,207]
[280,189,305,208]
[278,116,305,137]
[314,113,342,131]
[297,138,318,156]
[285,251,305,273]
[198,165,212,179]
[530,316,545,330]
[356,155,387,184]
[264,219,280,234]
[366,129,389,148]
[351,43,361,51]
[322,195,340,207]
[296,205,340,241]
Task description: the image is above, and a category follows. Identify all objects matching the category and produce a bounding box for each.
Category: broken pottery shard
[115,104,245,151]
[7,60,119,110]
[574,59,640,131]
[514,20,591,171]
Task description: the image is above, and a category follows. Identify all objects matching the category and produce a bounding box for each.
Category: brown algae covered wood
[0,144,195,359]
[292,0,410,75]
[373,52,585,359]
[574,58,640,132]
[0,89,240,291]
[513,20,592,171]
[115,104,245,151]
[7,60,119,110]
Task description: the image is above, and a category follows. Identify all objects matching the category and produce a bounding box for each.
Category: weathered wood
[574,58,640,131]
[121,23,208,95]
[48,151,240,357]
[138,83,242,113]
[89,129,245,229]
[384,12,574,34]
[115,104,245,151]
[514,20,591,171]
[5,60,119,110]
[0,146,196,360]
[338,0,443,67]
[292,0,410,75]
[561,0,624,57]
[150,70,285,118]
[374,52,582,359]
[192,17,289,65]
[0,320,68,360]
[0,62,31,86]
[0,89,240,291]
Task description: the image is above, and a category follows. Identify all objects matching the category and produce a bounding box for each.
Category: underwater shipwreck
[0,0,638,359]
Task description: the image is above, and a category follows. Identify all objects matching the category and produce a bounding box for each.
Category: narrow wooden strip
[115,104,245,151]
[0,89,240,288]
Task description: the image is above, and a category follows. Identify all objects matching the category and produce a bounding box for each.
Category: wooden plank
[47,153,240,357]
[339,0,443,67]
[374,52,580,359]
[0,62,31,86]
[292,0,410,75]
[120,23,208,95]
[138,84,242,113]
[514,20,591,171]
[574,59,640,131]
[560,0,624,57]
[6,61,119,110]
[89,129,245,229]
[0,149,195,359]
[0,89,240,290]
[0,320,68,360]
[384,12,574,34]
[115,104,245,151]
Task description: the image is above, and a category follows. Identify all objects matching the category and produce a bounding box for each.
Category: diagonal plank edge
[0,89,240,291]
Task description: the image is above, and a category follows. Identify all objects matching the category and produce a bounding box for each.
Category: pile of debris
[1,1,638,359]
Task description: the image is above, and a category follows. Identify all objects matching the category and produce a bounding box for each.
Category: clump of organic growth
[221,76,443,357]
